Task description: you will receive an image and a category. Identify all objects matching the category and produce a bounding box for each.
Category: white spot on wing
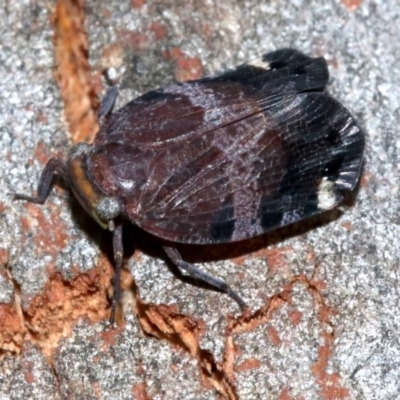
[247,58,270,70]
[317,177,337,210]
[119,180,134,190]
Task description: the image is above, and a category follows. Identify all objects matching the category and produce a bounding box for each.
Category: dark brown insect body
[15,49,365,323]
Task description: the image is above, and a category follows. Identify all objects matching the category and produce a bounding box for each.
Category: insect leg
[98,86,118,119]
[14,157,68,204]
[164,246,247,310]
[110,222,123,325]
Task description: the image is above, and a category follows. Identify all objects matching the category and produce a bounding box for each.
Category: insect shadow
[70,194,351,298]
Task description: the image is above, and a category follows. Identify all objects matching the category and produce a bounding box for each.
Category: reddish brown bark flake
[288,310,303,326]
[278,387,301,400]
[119,30,149,53]
[221,330,238,384]
[0,304,25,355]
[33,142,51,166]
[232,245,292,275]
[264,246,292,274]
[312,332,350,399]
[150,21,168,41]
[99,322,124,349]
[341,0,363,10]
[22,257,113,359]
[22,359,36,384]
[20,202,69,259]
[0,247,9,266]
[52,0,100,143]
[231,291,290,336]
[266,325,281,346]
[164,47,204,82]
[341,220,353,230]
[131,0,145,9]
[359,170,372,188]
[231,253,247,266]
[35,110,48,124]
[92,382,102,397]
[236,357,261,372]
[132,382,151,400]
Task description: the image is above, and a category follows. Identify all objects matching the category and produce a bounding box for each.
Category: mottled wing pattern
[91,49,364,244]
[95,49,328,147]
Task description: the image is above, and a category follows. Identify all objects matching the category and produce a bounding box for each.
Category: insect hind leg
[164,246,247,310]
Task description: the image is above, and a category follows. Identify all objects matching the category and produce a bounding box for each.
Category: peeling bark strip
[0,304,25,356]
[0,255,113,359]
[52,0,99,143]
[136,302,239,400]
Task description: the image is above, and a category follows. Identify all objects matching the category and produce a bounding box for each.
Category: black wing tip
[335,123,365,191]
[261,48,326,68]
[262,48,314,65]
[281,91,365,193]
[212,49,329,93]
[328,99,366,192]
[244,49,329,92]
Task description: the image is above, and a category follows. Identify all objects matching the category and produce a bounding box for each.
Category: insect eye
[95,197,122,221]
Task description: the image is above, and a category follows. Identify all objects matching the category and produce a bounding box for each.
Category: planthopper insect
[15,49,365,324]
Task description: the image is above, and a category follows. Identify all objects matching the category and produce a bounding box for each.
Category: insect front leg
[164,246,247,310]
[98,86,118,119]
[14,157,69,204]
